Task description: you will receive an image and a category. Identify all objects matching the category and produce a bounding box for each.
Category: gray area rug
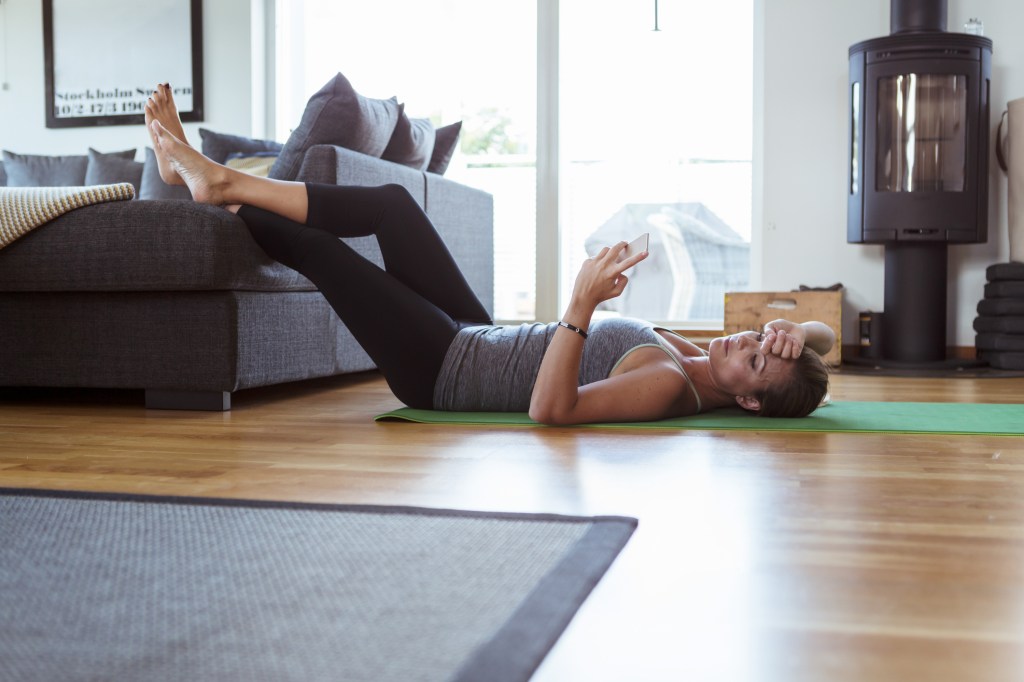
[0,488,636,682]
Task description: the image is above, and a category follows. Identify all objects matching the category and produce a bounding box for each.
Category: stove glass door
[876,74,967,192]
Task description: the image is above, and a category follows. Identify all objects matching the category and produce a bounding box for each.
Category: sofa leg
[145,390,231,411]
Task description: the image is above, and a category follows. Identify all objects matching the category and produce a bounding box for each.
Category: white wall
[0,0,256,158]
[760,0,1024,347]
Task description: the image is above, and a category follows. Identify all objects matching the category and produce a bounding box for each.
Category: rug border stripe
[0,487,637,526]
[452,517,637,682]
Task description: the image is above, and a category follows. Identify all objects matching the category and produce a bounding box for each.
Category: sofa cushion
[0,200,317,293]
[1,149,135,187]
[268,72,401,181]
[85,148,144,195]
[138,147,194,201]
[199,128,283,164]
[381,104,436,171]
[428,121,462,175]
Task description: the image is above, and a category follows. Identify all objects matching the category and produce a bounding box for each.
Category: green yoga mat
[376,401,1024,436]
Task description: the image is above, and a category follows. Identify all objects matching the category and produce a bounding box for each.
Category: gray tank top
[432,317,701,412]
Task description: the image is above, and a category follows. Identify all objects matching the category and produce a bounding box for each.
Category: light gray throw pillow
[138,147,193,201]
[0,160,7,186]
[268,72,401,181]
[85,148,144,195]
[382,104,436,171]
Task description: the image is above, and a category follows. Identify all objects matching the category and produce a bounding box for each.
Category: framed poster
[42,0,203,128]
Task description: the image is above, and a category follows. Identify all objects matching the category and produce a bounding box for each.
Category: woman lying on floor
[144,84,835,425]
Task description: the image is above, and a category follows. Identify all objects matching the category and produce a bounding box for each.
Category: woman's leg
[152,119,492,324]
[151,119,494,407]
[304,183,492,324]
[237,204,463,409]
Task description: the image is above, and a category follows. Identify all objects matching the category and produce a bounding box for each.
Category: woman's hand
[760,319,836,358]
[570,241,648,309]
[760,319,807,359]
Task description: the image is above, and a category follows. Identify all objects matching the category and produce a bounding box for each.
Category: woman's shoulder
[652,327,708,358]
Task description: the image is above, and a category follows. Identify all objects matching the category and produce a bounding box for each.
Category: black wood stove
[848,0,992,365]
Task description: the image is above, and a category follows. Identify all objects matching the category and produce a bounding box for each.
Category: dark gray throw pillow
[382,104,436,171]
[1,149,135,187]
[2,150,88,186]
[138,147,193,201]
[268,72,401,181]
[427,121,462,175]
[199,128,283,164]
[85,148,144,196]
[0,160,7,187]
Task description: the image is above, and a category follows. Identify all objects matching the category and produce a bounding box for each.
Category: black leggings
[237,183,493,409]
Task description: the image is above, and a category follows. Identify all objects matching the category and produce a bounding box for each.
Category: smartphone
[619,233,649,263]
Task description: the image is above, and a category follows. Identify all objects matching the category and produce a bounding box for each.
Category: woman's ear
[735,394,761,412]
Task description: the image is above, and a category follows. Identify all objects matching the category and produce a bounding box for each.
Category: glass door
[558,0,753,326]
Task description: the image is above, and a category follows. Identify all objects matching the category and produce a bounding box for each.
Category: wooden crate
[723,291,842,365]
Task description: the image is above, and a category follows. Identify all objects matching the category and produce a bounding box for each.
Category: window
[558,0,752,326]
[272,0,752,325]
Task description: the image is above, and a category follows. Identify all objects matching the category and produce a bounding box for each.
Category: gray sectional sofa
[0,145,493,410]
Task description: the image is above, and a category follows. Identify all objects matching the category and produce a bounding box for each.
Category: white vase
[998,97,1024,263]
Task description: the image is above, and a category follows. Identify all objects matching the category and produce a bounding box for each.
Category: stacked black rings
[974,263,1024,369]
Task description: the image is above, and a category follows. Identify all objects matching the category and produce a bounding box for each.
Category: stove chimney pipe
[890,0,946,34]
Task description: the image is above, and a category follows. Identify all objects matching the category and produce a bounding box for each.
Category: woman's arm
[760,318,836,358]
[528,241,648,424]
[800,321,837,356]
[533,359,693,425]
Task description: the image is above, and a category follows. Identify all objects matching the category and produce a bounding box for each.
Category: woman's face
[707,331,794,401]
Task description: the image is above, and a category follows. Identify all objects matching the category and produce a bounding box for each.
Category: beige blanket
[0,183,136,250]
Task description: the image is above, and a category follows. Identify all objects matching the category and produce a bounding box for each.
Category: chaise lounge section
[0,145,493,410]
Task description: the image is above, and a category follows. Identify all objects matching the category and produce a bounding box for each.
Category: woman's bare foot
[144,83,190,186]
[150,120,228,205]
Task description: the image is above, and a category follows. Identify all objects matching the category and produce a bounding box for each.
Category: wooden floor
[2,370,1024,681]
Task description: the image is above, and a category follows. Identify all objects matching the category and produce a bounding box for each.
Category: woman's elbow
[528,404,554,425]
[528,403,573,426]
